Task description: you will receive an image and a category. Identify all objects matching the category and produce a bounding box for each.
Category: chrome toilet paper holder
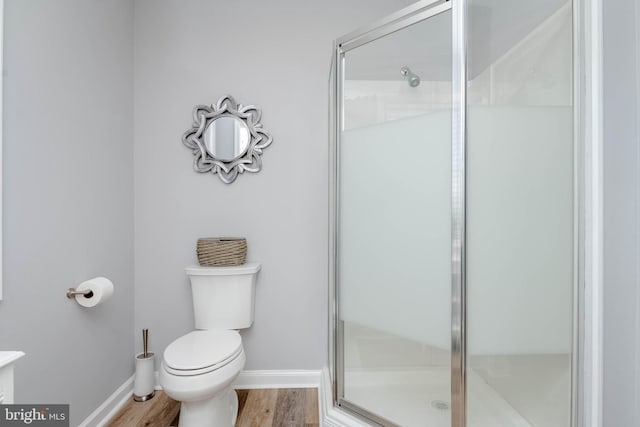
[66,288,94,299]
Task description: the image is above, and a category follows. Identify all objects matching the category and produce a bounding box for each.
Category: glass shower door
[336,3,453,426]
[332,1,577,426]
[466,1,574,426]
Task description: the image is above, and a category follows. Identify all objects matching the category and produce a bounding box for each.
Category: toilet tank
[185,263,261,330]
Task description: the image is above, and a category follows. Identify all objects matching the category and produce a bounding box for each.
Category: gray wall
[603,0,640,425]
[133,0,414,370]
[0,0,134,424]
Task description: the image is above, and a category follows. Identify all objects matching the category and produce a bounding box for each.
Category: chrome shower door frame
[329,0,461,426]
[329,0,585,426]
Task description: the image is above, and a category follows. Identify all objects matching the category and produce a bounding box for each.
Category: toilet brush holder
[133,352,156,402]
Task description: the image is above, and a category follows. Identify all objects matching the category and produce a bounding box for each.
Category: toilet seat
[164,330,242,376]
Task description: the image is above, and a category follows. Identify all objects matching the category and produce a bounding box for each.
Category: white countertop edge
[0,351,25,369]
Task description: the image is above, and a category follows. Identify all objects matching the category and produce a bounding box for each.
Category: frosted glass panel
[338,9,452,427]
[466,1,573,426]
[340,112,451,348]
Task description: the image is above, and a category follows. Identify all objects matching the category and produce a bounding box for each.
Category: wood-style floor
[105,388,319,427]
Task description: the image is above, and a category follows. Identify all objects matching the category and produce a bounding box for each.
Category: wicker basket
[196,237,247,266]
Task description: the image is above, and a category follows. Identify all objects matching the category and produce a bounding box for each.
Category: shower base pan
[344,368,532,427]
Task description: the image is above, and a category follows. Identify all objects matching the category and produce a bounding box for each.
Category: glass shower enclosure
[329,0,577,426]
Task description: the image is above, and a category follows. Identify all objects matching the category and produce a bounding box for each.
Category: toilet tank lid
[185,263,261,276]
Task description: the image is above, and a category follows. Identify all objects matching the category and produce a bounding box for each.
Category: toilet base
[160,334,246,427]
[178,387,238,427]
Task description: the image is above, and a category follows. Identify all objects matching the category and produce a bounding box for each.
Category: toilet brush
[143,328,149,358]
[133,328,156,402]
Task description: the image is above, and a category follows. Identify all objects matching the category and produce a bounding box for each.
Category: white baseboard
[79,375,134,427]
[154,369,321,390]
[233,369,321,389]
[88,369,322,426]
[319,367,370,427]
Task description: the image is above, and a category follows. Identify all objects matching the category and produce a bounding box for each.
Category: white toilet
[160,263,261,427]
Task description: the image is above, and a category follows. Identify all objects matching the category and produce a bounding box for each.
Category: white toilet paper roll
[75,277,114,307]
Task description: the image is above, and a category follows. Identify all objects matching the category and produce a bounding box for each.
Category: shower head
[400,66,420,87]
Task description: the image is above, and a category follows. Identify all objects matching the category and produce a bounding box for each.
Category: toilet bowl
[160,330,246,426]
[160,263,260,427]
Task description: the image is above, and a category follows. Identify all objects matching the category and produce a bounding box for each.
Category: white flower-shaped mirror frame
[182,95,273,184]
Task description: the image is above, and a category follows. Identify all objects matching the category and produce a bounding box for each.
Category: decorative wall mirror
[182,95,273,184]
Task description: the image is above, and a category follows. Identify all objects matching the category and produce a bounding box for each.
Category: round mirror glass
[204,116,251,161]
